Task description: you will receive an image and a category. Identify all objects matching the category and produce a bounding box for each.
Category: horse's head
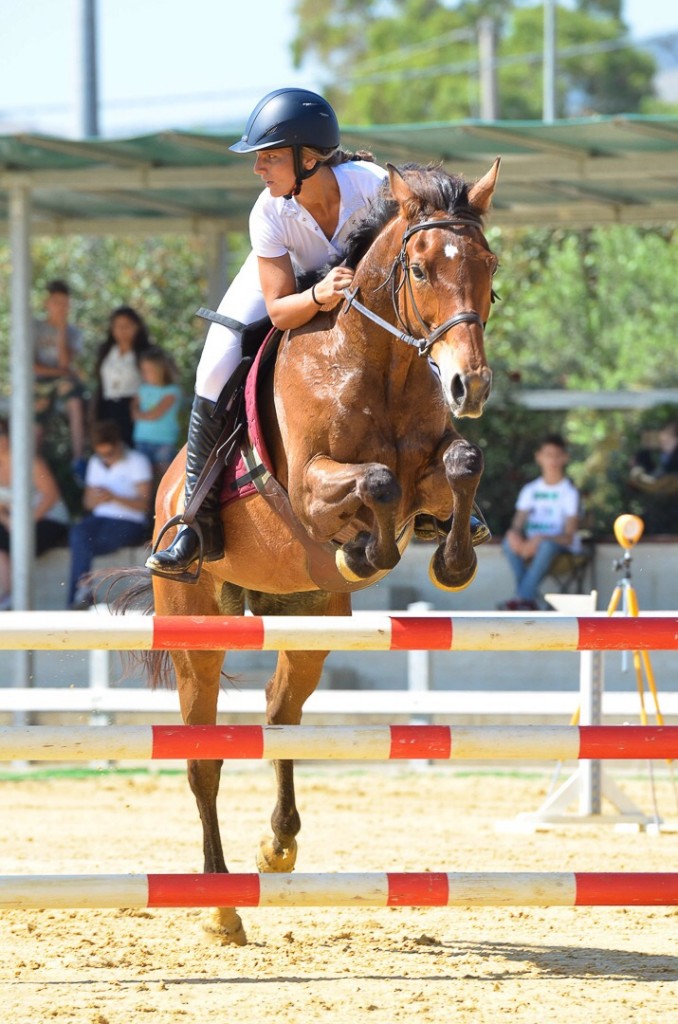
[387,160,500,418]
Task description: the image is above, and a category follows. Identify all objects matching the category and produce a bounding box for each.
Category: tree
[291,0,657,122]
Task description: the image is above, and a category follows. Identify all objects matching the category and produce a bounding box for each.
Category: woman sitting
[0,418,70,610]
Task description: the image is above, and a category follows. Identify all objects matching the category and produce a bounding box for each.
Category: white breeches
[195,252,268,401]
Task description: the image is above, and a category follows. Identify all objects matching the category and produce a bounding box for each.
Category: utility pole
[79,0,99,136]
[478,18,498,120]
[543,0,556,122]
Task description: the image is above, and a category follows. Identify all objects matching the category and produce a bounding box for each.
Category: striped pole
[0,872,676,910]
[0,725,676,762]
[0,611,675,651]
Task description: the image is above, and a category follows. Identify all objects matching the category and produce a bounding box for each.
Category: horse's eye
[410,264,426,281]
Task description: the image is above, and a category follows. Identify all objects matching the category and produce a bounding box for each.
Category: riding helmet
[230,88,340,197]
[230,88,339,154]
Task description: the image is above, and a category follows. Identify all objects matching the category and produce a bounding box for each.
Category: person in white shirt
[147,87,388,581]
[500,433,582,610]
[68,420,153,608]
[93,306,151,447]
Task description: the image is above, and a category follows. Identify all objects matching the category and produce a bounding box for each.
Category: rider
[146,87,388,580]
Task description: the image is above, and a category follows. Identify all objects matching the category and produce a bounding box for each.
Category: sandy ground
[0,763,677,1023]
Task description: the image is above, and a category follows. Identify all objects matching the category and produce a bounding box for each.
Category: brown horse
[139,160,499,944]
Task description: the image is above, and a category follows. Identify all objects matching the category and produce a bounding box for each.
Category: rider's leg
[146,318,245,579]
[145,393,230,575]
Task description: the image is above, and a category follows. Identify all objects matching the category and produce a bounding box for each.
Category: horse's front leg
[429,438,484,591]
[299,456,402,580]
[174,647,247,946]
[256,592,352,872]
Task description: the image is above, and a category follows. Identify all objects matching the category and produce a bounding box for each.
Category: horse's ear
[467,157,501,215]
[387,163,422,220]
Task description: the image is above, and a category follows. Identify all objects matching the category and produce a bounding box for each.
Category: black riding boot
[146,395,226,579]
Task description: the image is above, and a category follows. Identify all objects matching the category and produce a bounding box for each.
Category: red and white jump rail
[1,724,676,761]
[1,872,676,910]
[0,611,676,651]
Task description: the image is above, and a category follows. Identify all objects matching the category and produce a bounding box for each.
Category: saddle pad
[219,330,277,508]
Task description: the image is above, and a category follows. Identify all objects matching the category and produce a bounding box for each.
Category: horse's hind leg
[251,590,351,873]
[430,438,484,591]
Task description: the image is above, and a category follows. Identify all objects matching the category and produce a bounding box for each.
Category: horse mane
[343,163,477,270]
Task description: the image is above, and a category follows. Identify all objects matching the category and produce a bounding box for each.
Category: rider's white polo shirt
[196,159,387,400]
[250,159,388,271]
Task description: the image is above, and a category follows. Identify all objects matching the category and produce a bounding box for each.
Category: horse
[125,159,500,945]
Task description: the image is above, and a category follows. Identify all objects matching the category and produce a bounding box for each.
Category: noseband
[342,215,491,358]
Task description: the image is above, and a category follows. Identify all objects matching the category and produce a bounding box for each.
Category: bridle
[341,214,494,358]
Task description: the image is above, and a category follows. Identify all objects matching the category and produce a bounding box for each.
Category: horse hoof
[257,835,298,873]
[428,550,478,592]
[202,907,248,946]
[335,531,378,581]
[335,547,368,583]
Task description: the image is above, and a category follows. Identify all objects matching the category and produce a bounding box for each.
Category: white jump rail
[0,871,676,909]
[0,610,675,651]
[0,724,675,762]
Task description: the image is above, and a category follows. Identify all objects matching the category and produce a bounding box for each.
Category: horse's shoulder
[286,310,337,342]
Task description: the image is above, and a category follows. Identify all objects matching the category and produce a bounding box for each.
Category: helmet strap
[283,147,321,200]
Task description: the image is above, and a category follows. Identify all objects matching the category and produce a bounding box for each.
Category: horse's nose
[450,368,492,415]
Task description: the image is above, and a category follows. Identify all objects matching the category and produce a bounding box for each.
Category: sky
[0,0,676,138]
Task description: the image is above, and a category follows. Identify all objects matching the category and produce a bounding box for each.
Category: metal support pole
[478,18,498,120]
[8,185,34,725]
[407,601,433,768]
[578,646,603,815]
[78,0,99,137]
[543,0,556,123]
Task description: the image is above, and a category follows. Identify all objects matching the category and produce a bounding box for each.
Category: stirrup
[146,513,205,585]
[471,502,491,547]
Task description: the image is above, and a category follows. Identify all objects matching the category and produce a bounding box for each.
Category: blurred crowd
[2,277,676,614]
[3,279,185,611]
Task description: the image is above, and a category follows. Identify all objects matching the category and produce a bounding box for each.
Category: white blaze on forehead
[445,242,459,259]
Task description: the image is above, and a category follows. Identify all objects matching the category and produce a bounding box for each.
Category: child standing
[131,347,183,482]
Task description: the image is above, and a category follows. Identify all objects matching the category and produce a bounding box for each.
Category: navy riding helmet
[230,88,340,197]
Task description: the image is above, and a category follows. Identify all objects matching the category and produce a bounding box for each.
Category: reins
[341,215,490,358]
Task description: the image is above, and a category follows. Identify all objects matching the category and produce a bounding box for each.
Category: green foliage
[499,5,656,118]
[291,0,657,122]
[0,233,221,512]
[2,220,676,536]
[19,235,215,401]
[468,223,678,535]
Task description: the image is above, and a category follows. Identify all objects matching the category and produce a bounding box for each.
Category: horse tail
[89,565,176,690]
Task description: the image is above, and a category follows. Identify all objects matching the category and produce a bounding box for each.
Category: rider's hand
[313,266,355,308]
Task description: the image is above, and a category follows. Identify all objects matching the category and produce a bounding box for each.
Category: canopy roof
[1,113,677,234]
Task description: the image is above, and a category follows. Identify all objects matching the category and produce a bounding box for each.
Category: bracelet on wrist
[311,283,322,306]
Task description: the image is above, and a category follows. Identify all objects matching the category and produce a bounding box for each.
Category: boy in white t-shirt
[500,434,581,611]
[67,420,153,608]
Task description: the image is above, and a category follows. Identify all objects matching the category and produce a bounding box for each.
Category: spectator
[0,418,70,610]
[67,420,153,610]
[33,279,87,477]
[131,347,183,482]
[92,306,151,447]
[628,420,678,535]
[499,433,582,611]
